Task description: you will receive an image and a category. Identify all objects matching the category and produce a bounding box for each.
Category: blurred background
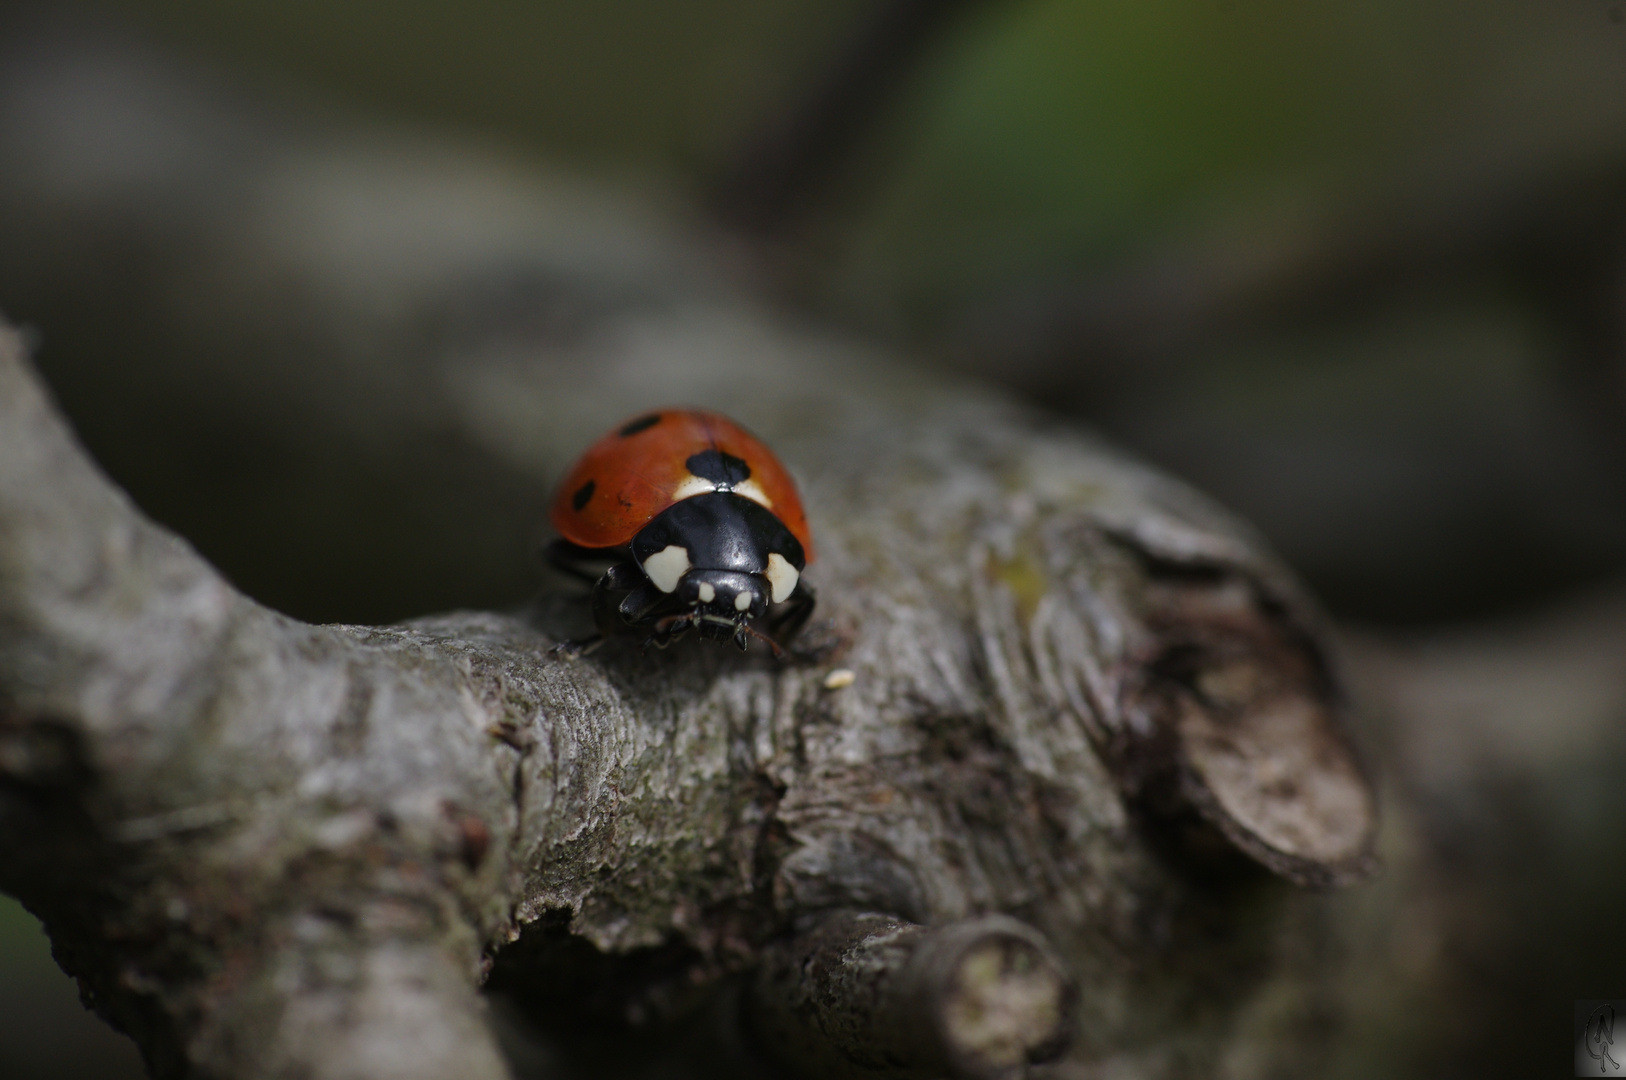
[1,1,1624,1077]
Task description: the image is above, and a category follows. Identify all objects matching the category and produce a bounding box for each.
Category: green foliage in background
[95,0,1626,318]
[833,0,1626,315]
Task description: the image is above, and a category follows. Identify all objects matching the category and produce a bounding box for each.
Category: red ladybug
[547,408,816,654]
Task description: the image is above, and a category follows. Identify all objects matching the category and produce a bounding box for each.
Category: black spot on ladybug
[572,480,596,511]
[619,414,662,437]
[686,449,751,487]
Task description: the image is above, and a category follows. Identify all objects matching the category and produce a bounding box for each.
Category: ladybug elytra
[547,408,816,655]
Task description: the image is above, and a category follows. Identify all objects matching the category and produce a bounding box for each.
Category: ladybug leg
[575,562,659,637]
[554,561,649,657]
[551,573,622,657]
[591,562,651,633]
[768,580,817,644]
[601,561,646,591]
[642,613,694,651]
[550,634,604,659]
[545,539,620,586]
[615,578,668,628]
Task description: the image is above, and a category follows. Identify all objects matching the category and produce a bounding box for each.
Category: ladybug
[547,408,816,655]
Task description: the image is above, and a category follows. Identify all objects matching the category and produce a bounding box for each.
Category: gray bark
[0,28,1379,1080]
[0,317,1374,1077]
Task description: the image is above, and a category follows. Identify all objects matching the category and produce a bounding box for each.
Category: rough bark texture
[0,318,1377,1077]
[0,26,1385,1080]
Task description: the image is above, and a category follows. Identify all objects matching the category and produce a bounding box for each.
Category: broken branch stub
[751,911,1074,1080]
[1117,550,1378,888]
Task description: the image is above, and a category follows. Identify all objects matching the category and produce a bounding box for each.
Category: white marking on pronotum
[671,474,714,502]
[765,552,799,604]
[696,582,716,603]
[734,590,752,612]
[642,545,691,593]
[734,477,773,510]
[671,472,774,511]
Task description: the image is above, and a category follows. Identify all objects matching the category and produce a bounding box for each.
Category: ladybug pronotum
[547,408,816,655]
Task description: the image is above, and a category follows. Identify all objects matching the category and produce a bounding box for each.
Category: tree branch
[0,304,1375,1074]
[0,30,1378,1078]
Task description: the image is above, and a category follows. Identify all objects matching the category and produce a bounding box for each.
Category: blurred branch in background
[707,0,988,234]
[945,152,1626,434]
[713,0,1626,625]
[936,146,1626,622]
[22,0,1626,622]
[1342,586,1626,1078]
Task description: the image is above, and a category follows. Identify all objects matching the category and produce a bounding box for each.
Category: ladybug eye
[618,414,662,437]
[572,480,596,511]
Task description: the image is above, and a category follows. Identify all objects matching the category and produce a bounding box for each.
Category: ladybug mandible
[547,408,816,655]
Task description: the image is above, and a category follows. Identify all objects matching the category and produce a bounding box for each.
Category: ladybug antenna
[740,621,785,660]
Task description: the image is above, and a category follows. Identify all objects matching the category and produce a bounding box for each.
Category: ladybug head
[678,570,768,632]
